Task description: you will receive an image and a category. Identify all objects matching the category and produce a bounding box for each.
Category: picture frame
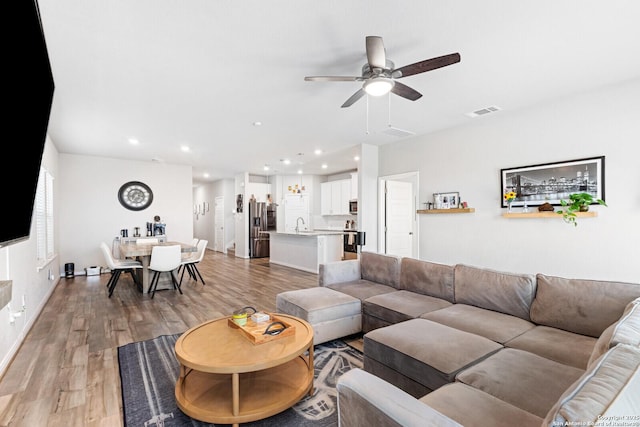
[433,191,460,209]
[500,156,605,207]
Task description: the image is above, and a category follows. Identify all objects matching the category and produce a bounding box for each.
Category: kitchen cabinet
[321,179,350,215]
[350,172,358,200]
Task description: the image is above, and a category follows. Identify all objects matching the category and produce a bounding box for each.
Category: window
[36,168,55,267]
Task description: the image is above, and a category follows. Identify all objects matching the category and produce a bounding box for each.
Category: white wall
[57,154,194,273]
[379,79,640,283]
[360,143,379,253]
[0,136,60,374]
[234,172,248,257]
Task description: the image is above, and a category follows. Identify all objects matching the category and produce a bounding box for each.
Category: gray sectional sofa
[318,251,640,427]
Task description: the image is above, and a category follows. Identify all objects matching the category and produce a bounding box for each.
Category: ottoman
[276,287,362,345]
[364,318,503,398]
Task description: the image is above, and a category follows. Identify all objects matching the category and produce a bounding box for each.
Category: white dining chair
[179,239,208,286]
[148,244,182,298]
[100,242,143,297]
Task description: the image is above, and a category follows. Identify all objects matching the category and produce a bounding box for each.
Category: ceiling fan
[304,36,460,108]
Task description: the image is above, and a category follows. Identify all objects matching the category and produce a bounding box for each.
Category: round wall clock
[118,181,153,211]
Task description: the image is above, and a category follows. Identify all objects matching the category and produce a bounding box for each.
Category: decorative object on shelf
[500,156,605,208]
[522,202,529,213]
[118,181,153,211]
[504,190,517,213]
[557,192,607,227]
[152,215,166,236]
[538,202,555,212]
[433,191,459,209]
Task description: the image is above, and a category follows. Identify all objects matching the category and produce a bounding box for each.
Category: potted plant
[557,192,607,226]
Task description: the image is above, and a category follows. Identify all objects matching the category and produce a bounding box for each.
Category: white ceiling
[37,0,640,184]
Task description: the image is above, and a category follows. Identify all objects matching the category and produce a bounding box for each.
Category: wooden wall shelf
[502,211,598,218]
[417,208,475,214]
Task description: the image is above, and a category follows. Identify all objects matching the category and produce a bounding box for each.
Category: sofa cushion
[360,251,401,288]
[456,348,584,418]
[364,319,502,393]
[505,325,596,369]
[319,259,360,287]
[421,304,535,344]
[364,290,452,325]
[337,368,464,427]
[453,264,536,321]
[588,297,640,367]
[530,274,640,338]
[420,383,543,427]
[544,344,640,426]
[399,258,455,302]
[326,280,397,302]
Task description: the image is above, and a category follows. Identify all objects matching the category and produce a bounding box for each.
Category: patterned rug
[118,334,363,426]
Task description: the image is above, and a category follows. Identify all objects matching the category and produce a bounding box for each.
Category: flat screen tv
[1,0,55,248]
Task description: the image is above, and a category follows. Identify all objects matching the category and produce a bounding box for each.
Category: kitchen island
[268,231,344,274]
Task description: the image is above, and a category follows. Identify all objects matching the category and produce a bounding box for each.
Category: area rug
[118,334,363,426]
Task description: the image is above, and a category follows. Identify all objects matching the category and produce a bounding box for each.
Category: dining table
[119,240,197,293]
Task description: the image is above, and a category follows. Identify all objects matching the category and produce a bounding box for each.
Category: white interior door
[214,196,225,253]
[385,180,415,257]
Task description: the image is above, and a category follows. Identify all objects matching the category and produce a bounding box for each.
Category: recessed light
[321,164,328,169]
[354,156,360,161]
[203,173,210,178]
[128,138,139,145]
[297,169,303,174]
[314,149,323,155]
[282,159,291,165]
[263,165,270,171]
[181,145,190,152]
[253,121,262,126]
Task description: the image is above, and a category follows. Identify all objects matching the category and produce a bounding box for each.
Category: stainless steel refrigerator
[249,200,273,258]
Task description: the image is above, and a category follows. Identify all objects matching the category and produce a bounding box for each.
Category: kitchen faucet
[295,217,305,233]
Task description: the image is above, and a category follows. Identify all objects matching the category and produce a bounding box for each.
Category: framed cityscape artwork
[500,156,605,207]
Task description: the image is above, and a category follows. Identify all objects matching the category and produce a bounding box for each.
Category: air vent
[381,126,416,138]
[466,105,501,118]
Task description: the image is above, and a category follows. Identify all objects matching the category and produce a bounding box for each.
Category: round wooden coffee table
[174,314,314,426]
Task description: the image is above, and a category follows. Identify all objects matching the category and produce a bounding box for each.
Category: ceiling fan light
[363,77,394,96]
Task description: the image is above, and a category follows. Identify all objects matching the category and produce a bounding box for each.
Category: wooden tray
[227,313,296,345]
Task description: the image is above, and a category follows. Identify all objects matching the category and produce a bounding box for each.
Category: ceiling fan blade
[341,88,366,108]
[392,53,461,78]
[365,36,386,69]
[391,81,422,101]
[305,76,361,82]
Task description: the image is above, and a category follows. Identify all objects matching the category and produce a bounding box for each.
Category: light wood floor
[0,251,320,426]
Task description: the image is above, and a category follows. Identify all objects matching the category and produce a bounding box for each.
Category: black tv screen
[1,0,55,248]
